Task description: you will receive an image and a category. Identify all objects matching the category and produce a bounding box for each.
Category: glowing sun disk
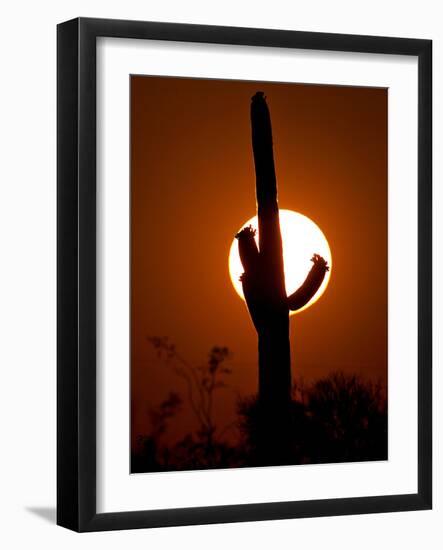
[228,209,332,314]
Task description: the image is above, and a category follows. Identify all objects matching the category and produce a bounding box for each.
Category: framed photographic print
[57,17,432,531]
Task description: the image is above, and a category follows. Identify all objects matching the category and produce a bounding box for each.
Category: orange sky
[130,76,387,446]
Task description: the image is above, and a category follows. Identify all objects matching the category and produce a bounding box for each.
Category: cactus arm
[236,225,259,275]
[239,271,265,332]
[288,254,329,311]
[235,226,263,331]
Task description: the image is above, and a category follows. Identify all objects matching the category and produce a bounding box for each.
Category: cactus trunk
[250,92,292,411]
[236,93,329,463]
[235,93,290,461]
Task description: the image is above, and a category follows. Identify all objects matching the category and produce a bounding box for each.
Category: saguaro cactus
[236,92,329,461]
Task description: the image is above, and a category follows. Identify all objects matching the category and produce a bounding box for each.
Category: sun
[228,209,332,314]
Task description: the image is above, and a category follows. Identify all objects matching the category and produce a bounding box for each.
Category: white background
[0,0,441,548]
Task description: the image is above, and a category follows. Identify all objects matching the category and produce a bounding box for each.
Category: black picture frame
[57,17,432,532]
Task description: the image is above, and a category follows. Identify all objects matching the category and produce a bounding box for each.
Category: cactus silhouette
[236,92,329,461]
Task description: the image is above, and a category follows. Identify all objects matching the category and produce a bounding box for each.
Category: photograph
[130,76,388,473]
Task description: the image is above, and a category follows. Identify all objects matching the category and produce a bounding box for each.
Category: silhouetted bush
[132,356,387,473]
[132,339,237,472]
